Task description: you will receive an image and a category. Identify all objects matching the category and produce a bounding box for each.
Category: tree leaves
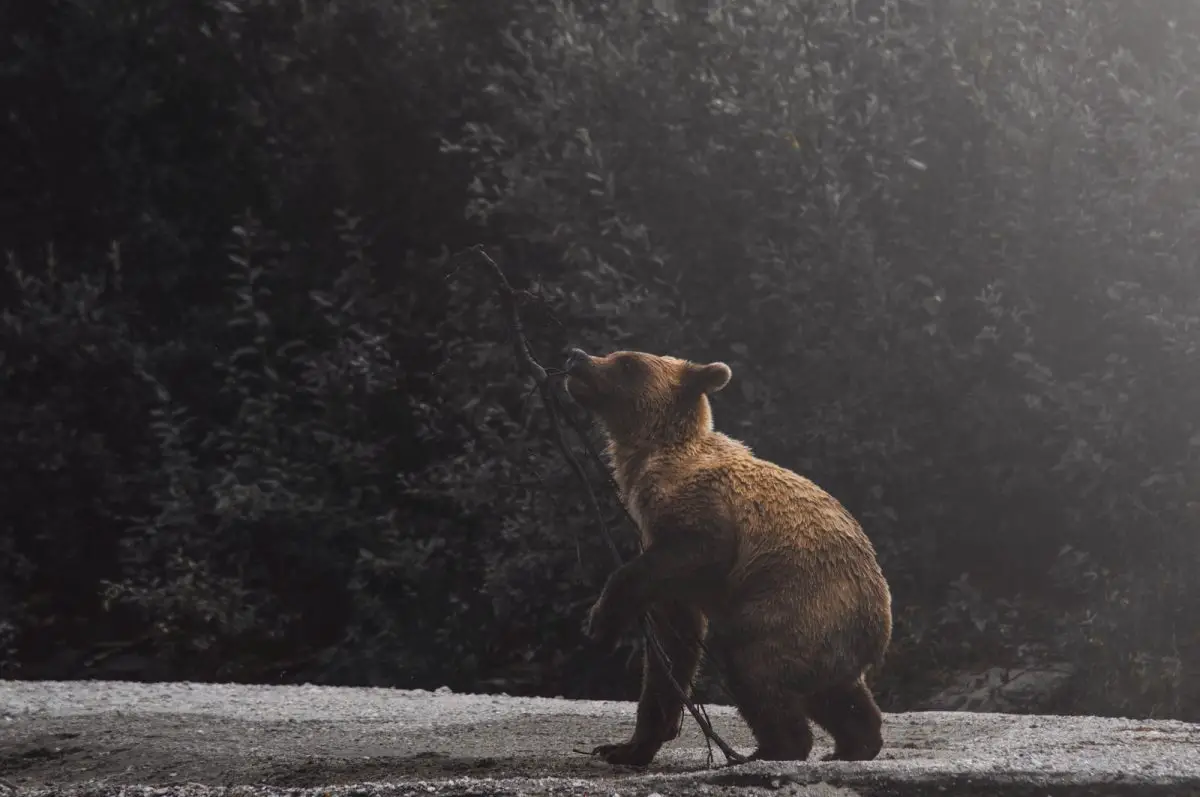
[4,0,1200,716]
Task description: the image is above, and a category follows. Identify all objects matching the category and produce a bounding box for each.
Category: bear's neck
[602,396,716,493]
[605,429,711,496]
[606,434,706,494]
[606,439,648,495]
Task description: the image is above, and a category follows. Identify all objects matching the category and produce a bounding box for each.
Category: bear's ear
[686,361,732,394]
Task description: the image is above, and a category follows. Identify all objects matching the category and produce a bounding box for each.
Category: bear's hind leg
[723,650,814,762]
[806,675,883,762]
[591,601,707,767]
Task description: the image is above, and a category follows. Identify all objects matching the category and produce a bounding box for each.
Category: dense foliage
[3,0,1198,720]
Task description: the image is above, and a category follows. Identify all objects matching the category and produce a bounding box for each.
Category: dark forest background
[2,0,1199,721]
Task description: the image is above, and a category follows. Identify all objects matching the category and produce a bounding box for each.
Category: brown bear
[563,347,892,766]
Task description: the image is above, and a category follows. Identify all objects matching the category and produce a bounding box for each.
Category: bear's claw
[583,599,619,646]
[590,740,658,767]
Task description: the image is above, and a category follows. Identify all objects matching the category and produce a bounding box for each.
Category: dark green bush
[450,0,1200,713]
[2,0,1198,719]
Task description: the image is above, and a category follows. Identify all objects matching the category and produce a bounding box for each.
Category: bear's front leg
[591,601,708,767]
[583,554,655,647]
[584,534,724,647]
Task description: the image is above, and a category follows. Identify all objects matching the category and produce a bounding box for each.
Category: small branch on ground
[447,244,747,767]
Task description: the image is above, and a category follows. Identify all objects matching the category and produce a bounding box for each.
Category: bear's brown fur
[564,347,892,766]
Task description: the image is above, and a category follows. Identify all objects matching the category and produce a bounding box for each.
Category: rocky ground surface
[2,679,1200,796]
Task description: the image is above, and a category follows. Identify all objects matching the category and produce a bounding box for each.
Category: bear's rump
[708,567,887,686]
[706,603,873,691]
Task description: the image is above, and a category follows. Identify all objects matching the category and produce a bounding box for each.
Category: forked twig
[449,244,746,766]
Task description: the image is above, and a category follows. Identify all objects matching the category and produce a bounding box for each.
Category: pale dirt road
[2,679,1200,796]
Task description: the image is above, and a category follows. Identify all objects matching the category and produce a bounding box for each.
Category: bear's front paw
[590,740,658,767]
[583,599,620,646]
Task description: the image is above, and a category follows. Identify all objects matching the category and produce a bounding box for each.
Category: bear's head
[563,347,732,448]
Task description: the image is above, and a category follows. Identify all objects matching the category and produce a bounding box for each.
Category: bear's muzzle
[564,347,592,375]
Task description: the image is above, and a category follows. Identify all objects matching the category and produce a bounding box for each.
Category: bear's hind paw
[590,740,659,767]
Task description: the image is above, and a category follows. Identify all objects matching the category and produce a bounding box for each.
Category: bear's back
[624,431,881,572]
[625,431,887,609]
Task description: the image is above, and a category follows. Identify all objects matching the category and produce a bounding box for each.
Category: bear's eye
[619,357,637,373]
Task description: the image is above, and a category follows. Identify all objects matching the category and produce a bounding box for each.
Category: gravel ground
[2,679,1199,796]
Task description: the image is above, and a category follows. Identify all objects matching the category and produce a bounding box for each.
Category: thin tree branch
[448,243,746,767]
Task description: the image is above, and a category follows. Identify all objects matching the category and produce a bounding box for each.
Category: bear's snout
[564,347,592,373]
